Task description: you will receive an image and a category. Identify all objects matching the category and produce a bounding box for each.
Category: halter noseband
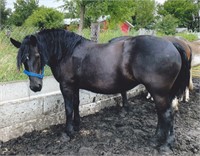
[23,68,44,79]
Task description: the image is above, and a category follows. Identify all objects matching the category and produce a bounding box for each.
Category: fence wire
[1,25,199,82]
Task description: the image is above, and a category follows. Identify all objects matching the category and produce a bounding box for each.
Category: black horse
[10,29,190,152]
[109,36,192,104]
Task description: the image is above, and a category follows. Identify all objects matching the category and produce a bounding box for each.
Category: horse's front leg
[60,83,77,138]
[73,89,80,131]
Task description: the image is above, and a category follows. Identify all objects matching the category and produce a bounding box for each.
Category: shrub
[24,7,64,29]
[156,14,178,35]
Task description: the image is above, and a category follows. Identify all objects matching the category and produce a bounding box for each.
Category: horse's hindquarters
[129,36,182,95]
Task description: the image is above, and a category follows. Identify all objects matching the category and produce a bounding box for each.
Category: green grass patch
[192,66,200,78]
[0,26,52,82]
[176,32,198,41]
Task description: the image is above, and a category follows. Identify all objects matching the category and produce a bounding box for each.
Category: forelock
[17,36,31,70]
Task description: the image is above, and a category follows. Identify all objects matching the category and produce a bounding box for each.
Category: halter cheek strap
[23,68,44,79]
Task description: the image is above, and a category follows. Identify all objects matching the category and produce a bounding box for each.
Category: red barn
[120,21,134,34]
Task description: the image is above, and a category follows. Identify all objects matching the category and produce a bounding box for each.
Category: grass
[192,66,200,78]
[0,26,199,82]
[0,26,53,82]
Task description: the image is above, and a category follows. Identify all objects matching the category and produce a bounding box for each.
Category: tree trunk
[78,4,85,35]
[90,22,100,43]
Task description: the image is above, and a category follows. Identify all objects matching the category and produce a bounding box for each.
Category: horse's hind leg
[179,70,193,102]
[189,69,193,90]
[121,91,128,108]
[183,69,193,102]
[150,94,175,153]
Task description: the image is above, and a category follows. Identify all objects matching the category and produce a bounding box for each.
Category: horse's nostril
[30,86,34,90]
[30,83,42,92]
[38,84,42,89]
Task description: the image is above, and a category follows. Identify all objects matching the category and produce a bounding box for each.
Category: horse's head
[10,35,44,92]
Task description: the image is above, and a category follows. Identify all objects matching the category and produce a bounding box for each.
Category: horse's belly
[79,79,138,94]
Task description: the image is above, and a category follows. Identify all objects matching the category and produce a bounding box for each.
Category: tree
[157,0,198,30]
[60,0,94,34]
[24,7,64,29]
[62,0,78,18]
[132,0,156,29]
[156,14,178,35]
[0,0,11,26]
[86,0,134,41]
[8,0,39,26]
[60,0,134,33]
[86,0,134,24]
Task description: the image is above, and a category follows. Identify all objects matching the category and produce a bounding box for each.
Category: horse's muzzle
[30,83,42,92]
[29,77,43,92]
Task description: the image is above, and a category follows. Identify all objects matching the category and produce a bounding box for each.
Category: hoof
[122,105,129,112]
[60,132,71,142]
[120,107,129,117]
[66,125,75,139]
[185,98,189,102]
[158,144,173,155]
[67,130,75,139]
[149,137,159,148]
[74,124,80,132]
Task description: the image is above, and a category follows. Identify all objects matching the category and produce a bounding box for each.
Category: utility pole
[198,0,200,32]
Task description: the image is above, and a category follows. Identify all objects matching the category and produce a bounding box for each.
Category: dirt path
[0,78,199,156]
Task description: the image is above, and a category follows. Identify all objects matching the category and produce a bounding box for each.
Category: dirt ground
[0,78,199,156]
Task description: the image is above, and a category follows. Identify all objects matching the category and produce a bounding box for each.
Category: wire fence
[0,25,199,82]
[0,25,138,82]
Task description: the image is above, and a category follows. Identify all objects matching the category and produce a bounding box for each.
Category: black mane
[17,29,88,69]
[17,35,32,70]
[36,29,88,65]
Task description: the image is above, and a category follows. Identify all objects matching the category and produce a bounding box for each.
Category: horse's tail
[188,45,193,90]
[188,45,192,70]
[170,42,191,100]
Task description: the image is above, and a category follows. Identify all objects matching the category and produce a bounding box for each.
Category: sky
[156,0,166,4]
[6,0,166,11]
[6,0,65,11]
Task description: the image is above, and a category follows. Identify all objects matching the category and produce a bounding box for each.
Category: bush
[24,7,64,29]
[156,14,178,35]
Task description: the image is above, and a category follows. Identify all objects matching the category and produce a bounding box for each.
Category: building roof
[64,18,80,25]
[124,20,134,28]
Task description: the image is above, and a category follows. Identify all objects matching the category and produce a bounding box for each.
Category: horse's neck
[189,42,200,67]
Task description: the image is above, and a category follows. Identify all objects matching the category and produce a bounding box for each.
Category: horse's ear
[30,35,37,46]
[10,38,21,48]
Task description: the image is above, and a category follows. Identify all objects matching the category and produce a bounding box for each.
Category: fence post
[91,22,100,42]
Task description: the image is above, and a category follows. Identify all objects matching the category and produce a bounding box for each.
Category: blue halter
[23,68,44,79]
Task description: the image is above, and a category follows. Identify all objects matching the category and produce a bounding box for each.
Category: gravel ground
[0,78,199,156]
